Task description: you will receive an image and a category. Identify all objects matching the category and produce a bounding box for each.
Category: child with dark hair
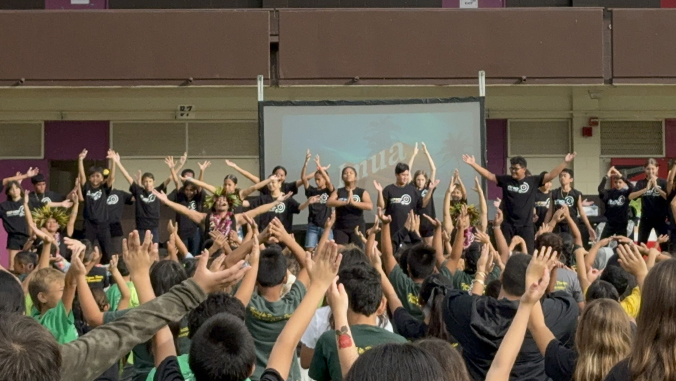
[246,224,310,381]
[12,250,38,281]
[548,168,596,242]
[375,162,426,239]
[1,181,31,269]
[586,280,620,302]
[150,240,342,381]
[78,149,116,264]
[113,153,167,243]
[309,265,406,381]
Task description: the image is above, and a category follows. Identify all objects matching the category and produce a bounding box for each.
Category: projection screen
[259,98,486,226]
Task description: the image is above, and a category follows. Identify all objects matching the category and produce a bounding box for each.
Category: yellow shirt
[620,286,641,318]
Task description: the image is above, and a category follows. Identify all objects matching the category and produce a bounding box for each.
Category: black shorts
[7,234,29,250]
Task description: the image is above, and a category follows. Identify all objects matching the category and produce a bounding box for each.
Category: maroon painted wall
[486,119,507,200]
[45,121,109,160]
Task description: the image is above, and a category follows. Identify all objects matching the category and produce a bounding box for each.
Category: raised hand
[61,199,74,209]
[69,252,87,278]
[412,142,419,157]
[657,234,670,244]
[494,209,504,227]
[64,237,86,260]
[307,241,342,289]
[152,189,169,202]
[373,180,383,192]
[522,246,556,304]
[421,142,428,154]
[26,167,40,177]
[167,220,177,235]
[368,244,382,269]
[326,277,349,318]
[378,207,392,224]
[193,250,250,294]
[122,230,155,277]
[564,152,577,163]
[314,154,322,168]
[476,244,491,273]
[106,149,116,160]
[164,156,176,168]
[493,198,502,209]
[198,161,211,171]
[109,254,119,272]
[616,244,648,279]
[308,195,321,204]
[209,230,228,249]
[366,215,381,236]
[462,154,476,165]
[428,179,441,191]
[179,152,187,167]
[78,149,88,160]
[472,176,481,193]
[305,149,311,162]
[225,159,237,168]
[276,191,293,203]
[324,210,336,229]
[421,214,441,229]
[474,230,491,245]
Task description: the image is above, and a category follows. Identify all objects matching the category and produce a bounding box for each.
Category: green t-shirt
[388,264,423,320]
[106,281,140,311]
[246,280,307,381]
[32,300,79,345]
[104,309,191,381]
[440,262,502,292]
[309,324,408,381]
[146,354,194,381]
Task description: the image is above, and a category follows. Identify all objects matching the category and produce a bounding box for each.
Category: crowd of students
[1,144,676,381]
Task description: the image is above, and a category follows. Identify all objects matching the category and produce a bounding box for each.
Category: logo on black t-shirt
[6,205,25,218]
[645,186,662,197]
[608,195,626,207]
[140,194,156,203]
[87,189,102,201]
[188,200,197,210]
[107,194,119,205]
[270,203,286,213]
[556,196,575,207]
[507,183,529,194]
[535,198,551,208]
[339,195,361,203]
[421,189,428,198]
[390,194,412,206]
[319,193,329,204]
[41,197,52,204]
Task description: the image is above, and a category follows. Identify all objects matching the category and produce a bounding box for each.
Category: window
[187,121,258,157]
[0,122,43,158]
[600,121,663,157]
[508,120,571,157]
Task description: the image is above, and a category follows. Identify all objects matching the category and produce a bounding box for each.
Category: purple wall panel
[486,119,507,200]
[665,119,676,158]
[44,0,107,9]
[0,160,50,267]
[442,0,505,7]
[45,121,109,160]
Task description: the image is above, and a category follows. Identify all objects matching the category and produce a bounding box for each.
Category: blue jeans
[305,223,333,249]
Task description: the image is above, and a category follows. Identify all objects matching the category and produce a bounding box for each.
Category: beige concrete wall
[2,85,676,194]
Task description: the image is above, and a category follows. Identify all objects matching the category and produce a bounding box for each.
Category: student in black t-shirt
[375,163,426,239]
[548,169,596,243]
[407,142,439,245]
[28,174,69,209]
[327,166,373,245]
[106,188,134,254]
[599,166,634,239]
[629,158,669,250]
[0,181,31,269]
[463,152,576,254]
[78,149,116,264]
[112,153,166,243]
[302,153,334,250]
[605,258,676,381]
[534,178,552,232]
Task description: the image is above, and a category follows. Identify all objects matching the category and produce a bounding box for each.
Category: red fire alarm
[588,117,599,127]
[582,126,593,137]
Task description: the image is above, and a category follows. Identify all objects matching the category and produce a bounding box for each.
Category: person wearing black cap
[28,173,69,209]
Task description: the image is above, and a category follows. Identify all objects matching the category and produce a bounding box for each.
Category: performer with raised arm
[327,166,373,245]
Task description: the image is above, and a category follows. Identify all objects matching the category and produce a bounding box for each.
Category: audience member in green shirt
[28,264,79,345]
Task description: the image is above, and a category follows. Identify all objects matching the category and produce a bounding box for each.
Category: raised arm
[299,195,320,211]
[486,247,553,381]
[326,190,343,208]
[66,193,79,237]
[183,177,217,194]
[239,193,289,222]
[454,169,468,200]
[111,154,135,186]
[443,178,455,234]
[301,149,311,190]
[77,149,87,185]
[421,179,439,209]
[543,152,576,183]
[225,159,260,183]
[153,190,206,225]
[240,176,277,199]
[234,235,260,306]
[110,255,131,310]
[444,208,468,274]
[71,254,106,327]
[575,195,596,241]
[2,167,38,186]
[377,208,397,275]
[407,142,419,169]
[105,149,116,188]
[164,156,181,191]
[463,155,497,184]
[22,192,36,233]
[374,180,385,209]
[474,176,488,232]
[421,142,436,182]
[266,243,341,380]
[492,210,510,263]
[527,301,556,357]
[315,155,334,192]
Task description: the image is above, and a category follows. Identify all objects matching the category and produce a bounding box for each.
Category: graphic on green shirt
[106,281,140,311]
[440,262,501,292]
[32,300,79,345]
[309,324,408,381]
[388,264,423,320]
[246,281,307,381]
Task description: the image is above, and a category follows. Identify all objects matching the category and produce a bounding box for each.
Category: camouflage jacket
[59,279,207,381]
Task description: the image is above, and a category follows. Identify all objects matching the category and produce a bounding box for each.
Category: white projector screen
[259,98,486,226]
